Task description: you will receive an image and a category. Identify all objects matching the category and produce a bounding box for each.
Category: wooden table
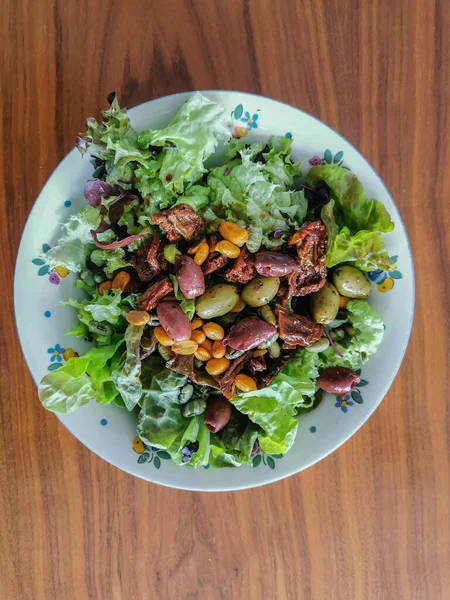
[1,1,449,598]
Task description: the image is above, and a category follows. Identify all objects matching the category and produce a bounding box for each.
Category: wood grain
[1,0,449,598]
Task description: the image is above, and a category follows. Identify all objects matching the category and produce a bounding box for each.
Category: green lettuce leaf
[231,382,300,454]
[320,198,339,248]
[63,289,124,325]
[274,350,319,401]
[137,364,190,449]
[230,349,323,454]
[174,184,211,213]
[227,138,263,160]
[169,415,211,467]
[105,161,135,186]
[306,165,394,271]
[65,321,90,339]
[38,355,92,414]
[63,289,128,346]
[262,136,301,187]
[319,300,385,370]
[209,419,259,467]
[77,96,152,169]
[38,338,124,414]
[134,168,174,218]
[327,223,394,271]
[104,131,151,168]
[89,247,128,276]
[42,205,101,273]
[308,165,394,233]
[137,92,231,193]
[207,149,307,251]
[111,324,145,411]
[169,275,195,320]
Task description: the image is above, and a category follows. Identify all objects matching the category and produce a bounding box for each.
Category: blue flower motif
[368,268,387,284]
[47,343,65,362]
[335,393,354,413]
[240,111,258,130]
[368,255,402,287]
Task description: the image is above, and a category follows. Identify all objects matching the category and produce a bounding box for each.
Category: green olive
[310,282,340,324]
[332,266,371,299]
[268,340,281,359]
[305,338,330,353]
[258,305,277,325]
[242,276,280,307]
[195,284,240,319]
[158,344,174,361]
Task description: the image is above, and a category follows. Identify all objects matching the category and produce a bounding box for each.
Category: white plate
[14,91,414,491]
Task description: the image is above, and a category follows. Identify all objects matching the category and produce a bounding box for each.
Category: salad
[38,92,394,468]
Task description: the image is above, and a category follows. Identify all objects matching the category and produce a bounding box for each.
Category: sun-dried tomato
[137,277,173,311]
[276,304,323,349]
[129,235,162,282]
[202,235,230,274]
[218,351,252,399]
[280,221,327,303]
[224,247,256,283]
[152,204,203,242]
[260,354,292,386]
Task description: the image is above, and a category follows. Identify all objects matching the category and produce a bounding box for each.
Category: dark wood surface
[1,1,449,598]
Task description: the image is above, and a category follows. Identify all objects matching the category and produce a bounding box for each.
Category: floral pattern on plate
[46,345,78,371]
[334,370,368,412]
[231,103,260,138]
[132,437,172,469]
[309,149,348,168]
[32,243,69,285]
[369,255,403,293]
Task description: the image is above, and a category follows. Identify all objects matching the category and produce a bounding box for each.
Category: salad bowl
[14,91,414,491]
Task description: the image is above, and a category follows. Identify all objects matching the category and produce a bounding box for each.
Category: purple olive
[204,397,232,433]
[255,251,299,277]
[176,255,205,299]
[226,317,277,351]
[156,301,191,341]
[317,367,360,395]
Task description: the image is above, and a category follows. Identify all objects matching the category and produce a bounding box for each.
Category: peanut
[214,240,240,259]
[219,222,248,247]
[205,358,230,376]
[98,280,112,296]
[234,374,257,392]
[203,322,225,341]
[111,271,131,291]
[126,311,150,326]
